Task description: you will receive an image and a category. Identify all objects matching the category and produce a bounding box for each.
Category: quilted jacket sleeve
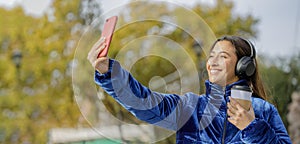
[240,103,292,144]
[94,59,198,131]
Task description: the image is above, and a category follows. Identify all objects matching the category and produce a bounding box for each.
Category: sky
[0,0,299,59]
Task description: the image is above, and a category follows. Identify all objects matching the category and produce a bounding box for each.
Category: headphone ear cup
[236,56,256,78]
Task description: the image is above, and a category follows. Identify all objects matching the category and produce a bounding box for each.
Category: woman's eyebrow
[219,51,231,56]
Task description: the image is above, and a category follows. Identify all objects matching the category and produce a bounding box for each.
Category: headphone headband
[240,37,256,59]
[216,36,256,59]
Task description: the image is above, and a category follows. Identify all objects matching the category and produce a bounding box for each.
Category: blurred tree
[0,6,35,143]
[261,53,300,128]
[79,0,102,25]
[193,0,259,38]
[0,0,102,143]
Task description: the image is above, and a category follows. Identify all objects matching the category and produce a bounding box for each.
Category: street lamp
[11,49,22,81]
[192,41,202,58]
[192,41,203,94]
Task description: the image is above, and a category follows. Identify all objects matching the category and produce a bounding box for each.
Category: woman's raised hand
[87,37,110,74]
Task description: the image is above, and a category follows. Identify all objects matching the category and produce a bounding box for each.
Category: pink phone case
[98,16,118,58]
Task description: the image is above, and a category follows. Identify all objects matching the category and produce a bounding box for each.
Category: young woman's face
[206,40,239,86]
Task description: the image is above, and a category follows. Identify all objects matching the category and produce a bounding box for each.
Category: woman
[87,35,291,143]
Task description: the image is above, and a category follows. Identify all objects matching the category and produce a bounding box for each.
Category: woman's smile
[210,69,222,75]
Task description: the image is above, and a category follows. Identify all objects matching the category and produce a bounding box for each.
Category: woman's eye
[220,55,227,58]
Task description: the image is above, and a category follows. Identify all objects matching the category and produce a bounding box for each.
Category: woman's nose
[208,56,219,66]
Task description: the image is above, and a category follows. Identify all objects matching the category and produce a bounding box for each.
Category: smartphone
[97,16,118,58]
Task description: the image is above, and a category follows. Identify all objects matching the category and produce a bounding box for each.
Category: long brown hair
[210,35,267,100]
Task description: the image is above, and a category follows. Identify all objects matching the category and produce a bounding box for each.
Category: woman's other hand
[227,97,255,130]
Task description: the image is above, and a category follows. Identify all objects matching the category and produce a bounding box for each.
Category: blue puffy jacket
[95,59,292,144]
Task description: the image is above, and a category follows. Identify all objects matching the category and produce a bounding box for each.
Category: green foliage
[0,0,96,143]
[260,54,300,128]
[193,0,259,38]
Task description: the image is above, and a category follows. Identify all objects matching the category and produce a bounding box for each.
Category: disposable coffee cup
[231,85,252,110]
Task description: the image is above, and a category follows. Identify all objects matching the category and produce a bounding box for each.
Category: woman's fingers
[86,36,110,74]
[94,42,107,57]
[93,37,106,51]
[229,97,239,108]
[227,97,238,116]
[227,103,235,116]
[227,96,255,130]
[87,37,106,63]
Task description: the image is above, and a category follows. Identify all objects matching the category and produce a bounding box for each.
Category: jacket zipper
[222,113,228,144]
[221,88,227,144]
